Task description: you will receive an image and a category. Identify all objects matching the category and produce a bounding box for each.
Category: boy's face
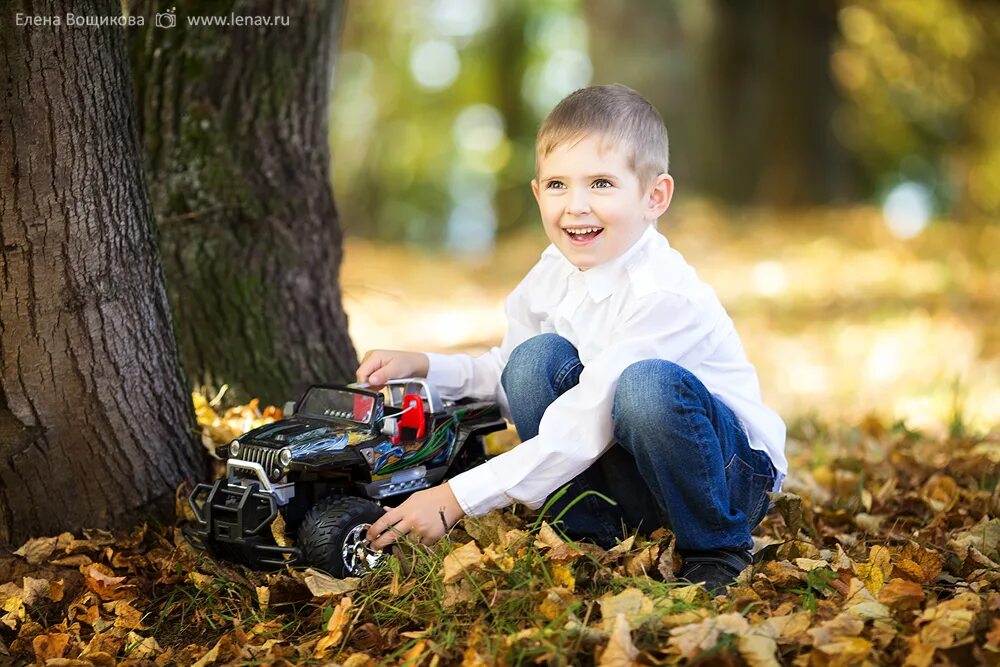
[531,133,673,270]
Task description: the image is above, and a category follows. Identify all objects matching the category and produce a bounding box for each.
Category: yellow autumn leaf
[549,563,575,591]
[853,544,892,595]
[598,588,655,631]
[315,597,353,657]
[483,544,514,572]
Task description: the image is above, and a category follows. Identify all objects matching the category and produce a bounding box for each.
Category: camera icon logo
[155,7,176,28]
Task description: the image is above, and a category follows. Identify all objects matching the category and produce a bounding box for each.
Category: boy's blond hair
[535,84,669,190]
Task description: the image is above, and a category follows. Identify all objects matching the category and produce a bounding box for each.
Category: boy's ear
[530,178,540,203]
[645,173,674,221]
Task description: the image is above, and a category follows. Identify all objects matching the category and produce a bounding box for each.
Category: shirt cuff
[424,352,466,396]
[447,459,512,516]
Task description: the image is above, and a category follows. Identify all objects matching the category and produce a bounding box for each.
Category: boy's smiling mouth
[563,226,604,245]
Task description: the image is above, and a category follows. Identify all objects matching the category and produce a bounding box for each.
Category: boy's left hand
[366,482,465,550]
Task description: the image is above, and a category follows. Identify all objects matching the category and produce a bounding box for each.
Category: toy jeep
[185,379,506,577]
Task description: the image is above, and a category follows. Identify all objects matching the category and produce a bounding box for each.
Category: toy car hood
[239,416,379,452]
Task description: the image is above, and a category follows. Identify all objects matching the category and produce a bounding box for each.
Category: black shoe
[676,548,754,596]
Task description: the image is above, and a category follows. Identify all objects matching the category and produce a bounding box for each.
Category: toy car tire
[297,496,386,578]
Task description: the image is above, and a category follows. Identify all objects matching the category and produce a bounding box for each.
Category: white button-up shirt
[427,224,787,517]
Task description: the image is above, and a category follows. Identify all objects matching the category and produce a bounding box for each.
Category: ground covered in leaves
[1,403,999,666]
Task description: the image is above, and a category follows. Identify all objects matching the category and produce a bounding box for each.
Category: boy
[360,84,786,594]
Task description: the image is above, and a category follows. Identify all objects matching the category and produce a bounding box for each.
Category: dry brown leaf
[598,614,638,667]
[914,592,980,648]
[625,545,658,577]
[878,578,925,610]
[757,612,812,643]
[315,597,353,657]
[810,636,874,666]
[758,560,808,587]
[540,587,575,621]
[738,634,781,667]
[85,564,130,601]
[191,637,222,667]
[947,517,1000,561]
[15,536,58,565]
[919,473,959,513]
[303,568,360,598]
[400,639,427,665]
[534,522,564,550]
[442,579,476,609]
[441,541,484,583]
[110,600,147,630]
[32,633,69,662]
[256,585,270,610]
[341,653,376,667]
[668,613,750,660]
[606,535,635,557]
[125,632,162,660]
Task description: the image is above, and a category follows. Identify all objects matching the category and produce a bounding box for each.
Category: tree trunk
[703,0,851,206]
[0,0,202,544]
[127,0,357,406]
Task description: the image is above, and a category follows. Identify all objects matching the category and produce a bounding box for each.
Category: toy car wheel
[297,496,387,578]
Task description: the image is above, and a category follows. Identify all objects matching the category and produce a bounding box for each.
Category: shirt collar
[545,224,661,302]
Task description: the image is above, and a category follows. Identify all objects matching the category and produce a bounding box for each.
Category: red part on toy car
[392,393,426,443]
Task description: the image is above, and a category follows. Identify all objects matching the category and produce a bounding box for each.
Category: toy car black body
[185,379,506,576]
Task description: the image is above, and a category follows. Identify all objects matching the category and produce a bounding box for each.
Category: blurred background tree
[331,0,1000,254]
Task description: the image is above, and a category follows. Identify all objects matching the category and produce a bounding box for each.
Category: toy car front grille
[234,445,279,473]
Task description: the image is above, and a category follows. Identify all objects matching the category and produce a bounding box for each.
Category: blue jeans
[501,334,776,554]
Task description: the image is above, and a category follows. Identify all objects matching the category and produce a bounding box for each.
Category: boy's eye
[593,178,613,188]
[545,180,566,190]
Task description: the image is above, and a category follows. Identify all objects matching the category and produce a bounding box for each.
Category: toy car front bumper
[185,478,301,568]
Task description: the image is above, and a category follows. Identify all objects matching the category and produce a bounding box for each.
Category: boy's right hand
[356,350,429,389]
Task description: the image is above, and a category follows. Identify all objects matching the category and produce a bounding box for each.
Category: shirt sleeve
[447,290,724,516]
[424,269,541,402]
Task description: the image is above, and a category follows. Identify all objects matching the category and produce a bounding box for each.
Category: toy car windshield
[296,386,377,426]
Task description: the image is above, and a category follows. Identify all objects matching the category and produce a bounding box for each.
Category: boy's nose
[566,189,591,215]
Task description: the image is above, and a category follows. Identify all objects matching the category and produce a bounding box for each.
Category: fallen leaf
[315,597,353,657]
[947,517,1000,561]
[32,633,69,662]
[441,541,484,583]
[191,637,221,667]
[625,545,658,577]
[549,563,575,591]
[14,536,58,565]
[853,545,893,596]
[738,633,781,667]
[303,569,360,598]
[811,636,873,665]
[668,613,750,660]
[483,544,514,572]
[598,614,638,667]
[534,522,564,550]
[598,588,655,631]
[125,632,162,659]
[919,473,958,513]
[878,578,925,610]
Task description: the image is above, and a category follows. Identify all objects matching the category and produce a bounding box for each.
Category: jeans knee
[614,359,697,437]
[502,334,578,395]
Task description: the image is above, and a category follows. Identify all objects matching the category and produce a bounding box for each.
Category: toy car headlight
[229,440,241,457]
[278,448,292,467]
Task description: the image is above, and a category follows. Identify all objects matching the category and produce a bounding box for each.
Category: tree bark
[0,0,202,544]
[127,0,357,406]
